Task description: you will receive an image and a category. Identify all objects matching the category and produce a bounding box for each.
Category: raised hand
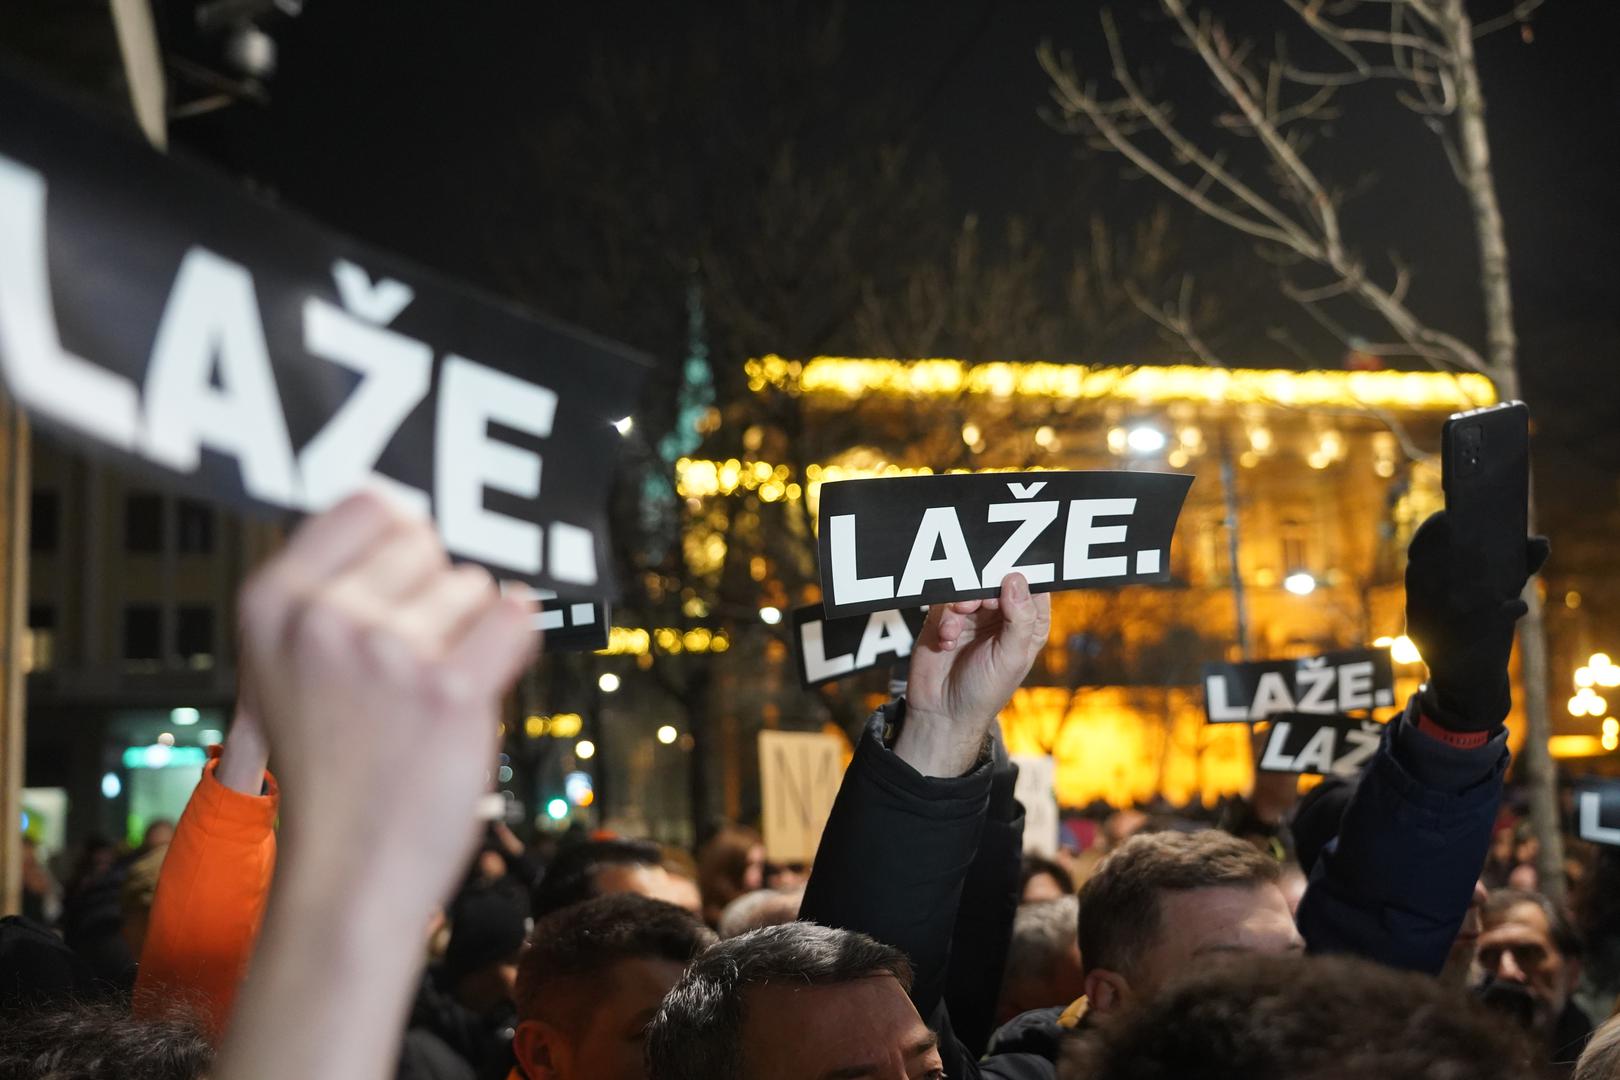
[217,491,537,1080]
[1405,509,1549,731]
[899,573,1052,776]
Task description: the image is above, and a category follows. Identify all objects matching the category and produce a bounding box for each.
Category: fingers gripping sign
[899,573,1052,777]
[238,490,539,906]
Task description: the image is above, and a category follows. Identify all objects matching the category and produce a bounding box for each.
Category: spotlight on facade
[1283,572,1317,596]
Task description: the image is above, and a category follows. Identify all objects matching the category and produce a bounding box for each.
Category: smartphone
[1441,400,1529,607]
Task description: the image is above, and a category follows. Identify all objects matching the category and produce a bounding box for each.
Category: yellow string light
[745,356,1497,410]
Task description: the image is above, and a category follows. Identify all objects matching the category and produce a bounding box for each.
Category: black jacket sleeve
[943,732,1025,1058]
[799,701,992,1019]
[1296,695,1507,975]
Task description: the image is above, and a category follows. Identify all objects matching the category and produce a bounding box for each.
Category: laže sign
[1202,648,1396,724]
[791,603,927,689]
[0,70,645,596]
[816,470,1193,618]
[1256,713,1383,777]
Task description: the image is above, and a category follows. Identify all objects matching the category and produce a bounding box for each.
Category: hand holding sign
[1405,511,1549,731]
[900,573,1051,777]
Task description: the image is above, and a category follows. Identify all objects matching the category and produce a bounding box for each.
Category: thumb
[998,573,1040,645]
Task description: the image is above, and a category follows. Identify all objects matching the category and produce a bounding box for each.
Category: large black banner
[1255,713,1383,777]
[0,71,646,596]
[816,471,1193,618]
[1577,781,1620,848]
[791,603,928,689]
[1202,647,1396,724]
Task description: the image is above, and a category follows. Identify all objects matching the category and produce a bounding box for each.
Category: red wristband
[1416,713,1490,750]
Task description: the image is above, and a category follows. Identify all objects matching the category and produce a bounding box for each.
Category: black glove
[1404,510,1549,732]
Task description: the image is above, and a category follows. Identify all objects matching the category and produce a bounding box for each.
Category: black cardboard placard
[1577,781,1620,848]
[1202,648,1396,724]
[1255,712,1383,777]
[537,598,610,653]
[0,69,645,596]
[791,603,928,689]
[815,470,1193,618]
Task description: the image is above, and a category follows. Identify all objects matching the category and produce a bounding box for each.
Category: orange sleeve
[132,751,278,1042]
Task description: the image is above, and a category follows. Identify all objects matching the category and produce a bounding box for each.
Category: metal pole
[0,397,30,916]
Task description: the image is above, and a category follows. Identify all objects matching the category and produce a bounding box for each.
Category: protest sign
[1577,781,1620,847]
[0,70,645,596]
[758,730,845,863]
[536,598,610,652]
[1011,754,1060,857]
[1255,713,1383,777]
[1202,647,1396,724]
[816,470,1193,618]
[791,603,927,688]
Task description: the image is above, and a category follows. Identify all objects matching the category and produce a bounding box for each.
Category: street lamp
[598,672,621,693]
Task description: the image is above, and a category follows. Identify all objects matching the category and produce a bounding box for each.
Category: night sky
[169,2,1620,343]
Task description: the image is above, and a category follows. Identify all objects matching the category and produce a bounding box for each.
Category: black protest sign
[0,71,645,596]
[791,603,928,689]
[1202,648,1396,724]
[815,471,1193,618]
[1256,713,1383,777]
[1577,781,1620,848]
[537,598,610,652]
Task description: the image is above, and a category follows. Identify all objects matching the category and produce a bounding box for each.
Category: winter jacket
[801,694,1507,1078]
[132,751,278,1040]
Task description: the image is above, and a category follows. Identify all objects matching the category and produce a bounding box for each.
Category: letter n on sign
[757,730,846,864]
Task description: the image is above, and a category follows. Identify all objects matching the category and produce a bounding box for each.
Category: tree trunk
[1443,0,1564,901]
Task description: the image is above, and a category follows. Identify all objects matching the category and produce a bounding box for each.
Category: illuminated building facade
[677,357,1518,809]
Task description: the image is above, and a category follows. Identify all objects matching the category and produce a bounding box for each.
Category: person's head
[1076,829,1299,1013]
[0,1003,212,1079]
[696,826,766,922]
[646,922,940,1080]
[1019,854,1074,904]
[443,883,530,1012]
[514,893,713,1080]
[1477,887,1584,1042]
[998,895,1085,1024]
[716,887,804,940]
[476,847,510,884]
[1059,954,1535,1080]
[531,839,698,920]
[1575,1013,1620,1080]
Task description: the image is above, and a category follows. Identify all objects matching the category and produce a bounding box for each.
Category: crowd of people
[2,491,1618,1079]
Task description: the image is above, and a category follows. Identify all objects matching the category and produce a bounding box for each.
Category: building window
[1280,520,1310,573]
[29,490,59,554]
[176,606,215,669]
[123,605,162,663]
[177,499,214,555]
[26,605,55,672]
[125,493,164,553]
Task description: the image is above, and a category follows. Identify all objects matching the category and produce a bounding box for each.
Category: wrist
[893,699,994,778]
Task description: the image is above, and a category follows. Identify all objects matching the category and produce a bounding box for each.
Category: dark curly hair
[1060,954,1536,1080]
[0,1004,211,1080]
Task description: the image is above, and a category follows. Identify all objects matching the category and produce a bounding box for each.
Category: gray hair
[644,922,912,1080]
[1575,1014,1620,1080]
[1005,895,1081,984]
[717,887,805,940]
